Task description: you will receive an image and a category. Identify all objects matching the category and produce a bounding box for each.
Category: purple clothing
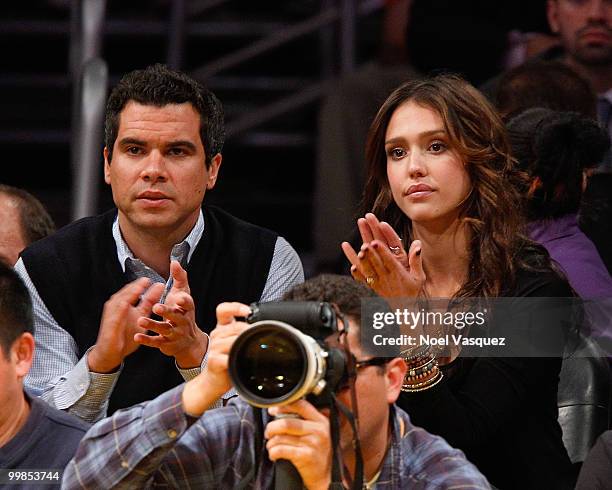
[529,214,612,357]
[528,214,612,299]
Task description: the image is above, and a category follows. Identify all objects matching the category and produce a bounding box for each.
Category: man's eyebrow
[117,137,147,147]
[385,129,447,146]
[167,140,198,151]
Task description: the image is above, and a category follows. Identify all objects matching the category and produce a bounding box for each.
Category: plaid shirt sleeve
[62,385,262,489]
[403,431,491,489]
[391,409,491,489]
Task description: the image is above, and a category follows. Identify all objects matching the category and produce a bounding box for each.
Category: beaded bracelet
[403,359,437,384]
[404,358,436,381]
[400,344,431,362]
[401,370,444,393]
[408,356,436,374]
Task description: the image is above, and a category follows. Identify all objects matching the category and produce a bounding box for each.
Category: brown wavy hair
[363,74,543,298]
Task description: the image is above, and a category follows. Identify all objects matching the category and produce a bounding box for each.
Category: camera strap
[330,309,365,490]
[331,393,364,490]
[328,395,344,487]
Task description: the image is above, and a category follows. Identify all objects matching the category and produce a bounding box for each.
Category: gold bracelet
[407,356,436,374]
[402,371,437,389]
[400,345,431,362]
[401,370,444,392]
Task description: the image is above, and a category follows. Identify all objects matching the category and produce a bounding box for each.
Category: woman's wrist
[401,346,443,392]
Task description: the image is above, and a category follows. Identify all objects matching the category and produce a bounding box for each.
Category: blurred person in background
[507,108,612,357]
[507,107,611,298]
[0,185,55,266]
[495,60,612,276]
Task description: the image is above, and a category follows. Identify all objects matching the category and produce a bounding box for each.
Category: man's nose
[140,151,168,182]
[587,0,609,23]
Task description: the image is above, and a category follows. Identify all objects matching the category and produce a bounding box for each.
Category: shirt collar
[527,213,579,244]
[112,209,205,273]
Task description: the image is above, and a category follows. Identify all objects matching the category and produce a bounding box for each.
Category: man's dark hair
[283,274,386,358]
[0,262,33,358]
[104,63,225,167]
[496,61,597,119]
[282,274,377,326]
[0,185,55,245]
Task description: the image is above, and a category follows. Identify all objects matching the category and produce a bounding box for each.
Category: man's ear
[104,147,112,185]
[12,333,35,379]
[206,153,223,190]
[547,0,560,34]
[385,357,407,404]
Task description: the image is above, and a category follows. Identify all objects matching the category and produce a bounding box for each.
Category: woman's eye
[429,142,446,153]
[388,148,406,159]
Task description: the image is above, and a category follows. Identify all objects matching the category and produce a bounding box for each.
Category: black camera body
[228,301,351,408]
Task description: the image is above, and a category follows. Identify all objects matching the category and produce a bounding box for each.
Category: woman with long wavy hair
[342,75,576,489]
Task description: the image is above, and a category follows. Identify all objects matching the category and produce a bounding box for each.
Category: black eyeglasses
[337,357,390,392]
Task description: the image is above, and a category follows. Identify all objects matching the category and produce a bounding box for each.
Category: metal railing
[72,58,108,220]
[70,0,108,220]
[188,0,384,138]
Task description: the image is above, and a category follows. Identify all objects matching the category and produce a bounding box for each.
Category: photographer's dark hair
[0,262,33,358]
[507,108,610,220]
[496,61,597,119]
[0,185,55,246]
[104,63,224,167]
[283,274,376,325]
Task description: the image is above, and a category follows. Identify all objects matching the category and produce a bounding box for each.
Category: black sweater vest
[22,205,277,413]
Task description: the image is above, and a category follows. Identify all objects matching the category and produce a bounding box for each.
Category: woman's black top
[397,269,577,490]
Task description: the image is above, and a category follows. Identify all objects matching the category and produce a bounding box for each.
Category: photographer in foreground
[62,275,488,489]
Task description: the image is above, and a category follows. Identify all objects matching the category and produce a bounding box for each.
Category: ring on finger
[366,276,376,286]
[389,245,402,255]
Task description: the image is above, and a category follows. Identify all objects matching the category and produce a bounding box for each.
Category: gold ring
[366,276,375,286]
[389,245,401,255]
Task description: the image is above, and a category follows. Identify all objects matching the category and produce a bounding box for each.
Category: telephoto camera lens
[229,320,328,408]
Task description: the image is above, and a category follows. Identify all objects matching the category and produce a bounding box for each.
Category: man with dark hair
[0,185,55,266]
[0,262,88,486]
[14,64,303,422]
[62,275,489,489]
[484,1,612,167]
[496,60,598,119]
[547,0,612,95]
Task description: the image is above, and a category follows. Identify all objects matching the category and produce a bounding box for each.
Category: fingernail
[357,252,364,259]
[351,265,356,272]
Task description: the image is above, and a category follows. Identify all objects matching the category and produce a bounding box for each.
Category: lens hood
[229,320,328,408]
